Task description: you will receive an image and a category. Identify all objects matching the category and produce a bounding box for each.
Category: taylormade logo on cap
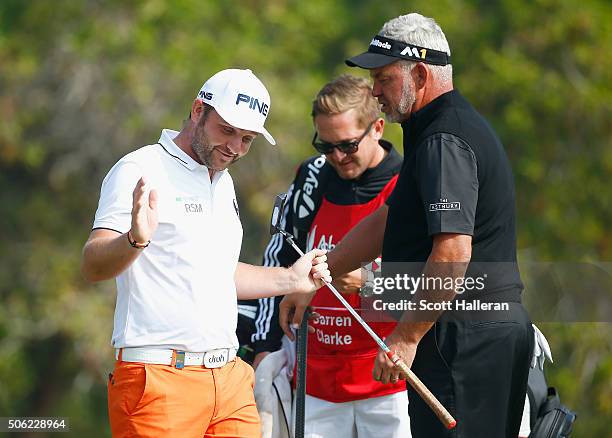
[370,38,391,50]
[196,68,276,145]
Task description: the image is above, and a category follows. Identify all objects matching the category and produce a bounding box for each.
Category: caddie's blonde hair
[312,75,380,128]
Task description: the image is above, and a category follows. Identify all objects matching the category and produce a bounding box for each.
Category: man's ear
[190,99,205,123]
[412,63,429,91]
[371,117,385,140]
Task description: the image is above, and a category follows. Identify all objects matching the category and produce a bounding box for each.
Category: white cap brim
[213,103,276,146]
[260,128,276,146]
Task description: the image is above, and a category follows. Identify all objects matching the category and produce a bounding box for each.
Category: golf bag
[527,366,576,437]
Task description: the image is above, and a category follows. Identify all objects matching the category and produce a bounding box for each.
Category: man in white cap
[81,68,331,438]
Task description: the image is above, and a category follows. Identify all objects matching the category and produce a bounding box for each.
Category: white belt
[116,347,237,369]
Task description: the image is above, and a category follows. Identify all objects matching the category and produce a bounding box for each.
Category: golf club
[269,193,457,430]
[294,310,308,438]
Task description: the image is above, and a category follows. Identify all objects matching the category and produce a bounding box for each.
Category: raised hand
[130,177,159,243]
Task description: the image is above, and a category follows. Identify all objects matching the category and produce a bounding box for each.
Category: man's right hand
[252,351,270,370]
[81,176,159,282]
[331,268,363,294]
[130,176,159,243]
[279,292,316,341]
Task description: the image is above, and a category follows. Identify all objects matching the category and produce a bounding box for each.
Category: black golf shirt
[382,90,523,299]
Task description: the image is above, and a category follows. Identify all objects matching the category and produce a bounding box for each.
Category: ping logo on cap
[198,90,213,100]
[236,93,269,116]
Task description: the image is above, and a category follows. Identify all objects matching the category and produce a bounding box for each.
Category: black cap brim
[345,51,399,69]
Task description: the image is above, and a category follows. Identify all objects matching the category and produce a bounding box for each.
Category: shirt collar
[158,129,227,179]
[157,129,200,171]
[400,89,464,153]
[354,140,400,183]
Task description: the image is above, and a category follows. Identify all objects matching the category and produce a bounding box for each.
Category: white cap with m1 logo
[196,68,276,145]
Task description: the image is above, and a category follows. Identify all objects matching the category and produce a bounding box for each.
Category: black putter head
[269,193,288,236]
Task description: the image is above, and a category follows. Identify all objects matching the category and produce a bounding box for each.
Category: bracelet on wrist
[127,230,150,249]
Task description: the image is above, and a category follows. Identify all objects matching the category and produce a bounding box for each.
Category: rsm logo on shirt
[176,196,204,214]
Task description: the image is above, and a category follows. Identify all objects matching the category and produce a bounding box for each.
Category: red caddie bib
[305,176,406,402]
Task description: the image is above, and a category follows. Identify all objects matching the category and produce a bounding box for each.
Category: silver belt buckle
[203,348,229,368]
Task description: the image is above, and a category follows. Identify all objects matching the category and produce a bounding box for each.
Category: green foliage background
[0,0,610,436]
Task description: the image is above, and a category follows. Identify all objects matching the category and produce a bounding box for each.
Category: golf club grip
[387,351,457,430]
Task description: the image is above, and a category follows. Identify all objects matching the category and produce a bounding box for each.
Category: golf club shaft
[287,237,456,430]
[294,310,308,438]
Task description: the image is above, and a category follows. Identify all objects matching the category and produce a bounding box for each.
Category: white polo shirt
[93,129,242,352]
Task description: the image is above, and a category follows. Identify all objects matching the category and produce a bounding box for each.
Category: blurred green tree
[0,0,609,436]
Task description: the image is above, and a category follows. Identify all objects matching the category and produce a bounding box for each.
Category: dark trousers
[408,302,534,438]
[236,313,256,364]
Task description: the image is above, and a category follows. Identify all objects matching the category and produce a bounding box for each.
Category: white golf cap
[196,69,276,145]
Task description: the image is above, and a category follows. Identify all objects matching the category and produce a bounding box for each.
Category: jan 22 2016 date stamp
[0,417,69,433]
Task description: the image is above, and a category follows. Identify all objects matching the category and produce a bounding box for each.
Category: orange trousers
[108,357,260,437]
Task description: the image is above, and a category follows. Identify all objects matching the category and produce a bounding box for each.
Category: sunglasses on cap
[311,121,374,155]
